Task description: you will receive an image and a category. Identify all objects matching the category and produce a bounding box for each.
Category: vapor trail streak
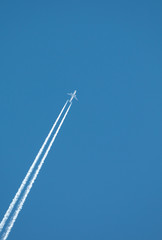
[0,101,68,233]
[2,103,72,240]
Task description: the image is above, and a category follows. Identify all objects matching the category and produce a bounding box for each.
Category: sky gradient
[0,1,162,239]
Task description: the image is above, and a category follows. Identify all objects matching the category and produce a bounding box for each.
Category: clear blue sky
[0,1,162,239]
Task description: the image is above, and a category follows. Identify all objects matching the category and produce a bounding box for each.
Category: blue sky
[0,1,162,239]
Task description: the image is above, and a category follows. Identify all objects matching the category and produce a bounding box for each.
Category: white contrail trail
[0,100,68,233]
[2,103,72,240]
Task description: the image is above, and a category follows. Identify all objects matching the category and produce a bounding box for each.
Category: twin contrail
[2,102,72,240]
[0,100,68,234]
[0,90,77,239]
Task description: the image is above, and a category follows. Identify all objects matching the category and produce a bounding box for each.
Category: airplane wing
[74,96,78,101]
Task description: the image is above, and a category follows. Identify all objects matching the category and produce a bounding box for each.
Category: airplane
[67,90,78,103]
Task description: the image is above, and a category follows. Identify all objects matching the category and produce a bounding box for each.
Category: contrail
[0,100,68,233]
[2,103,72,240]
